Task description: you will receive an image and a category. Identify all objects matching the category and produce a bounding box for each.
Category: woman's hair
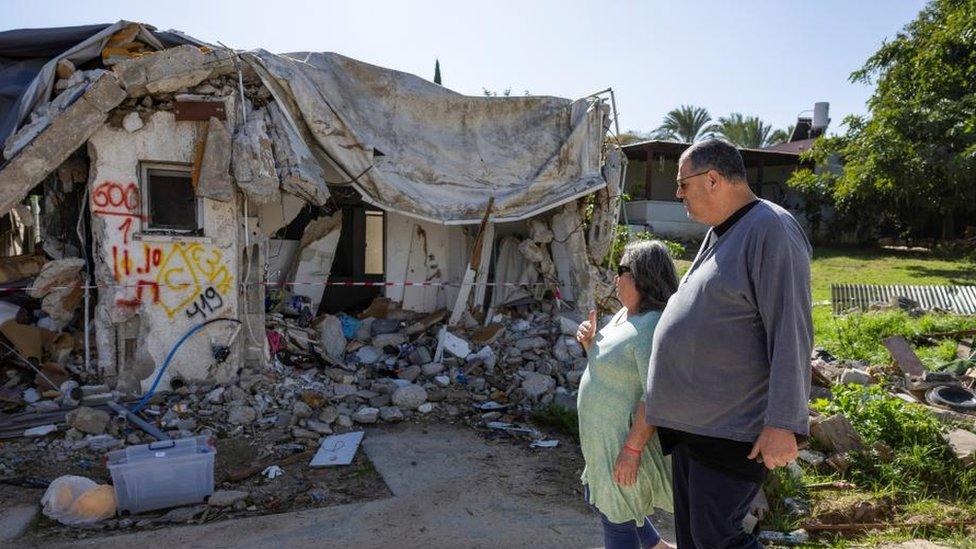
[619,240,679,313]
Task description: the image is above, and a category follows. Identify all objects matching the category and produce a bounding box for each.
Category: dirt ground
[3,416,597,546]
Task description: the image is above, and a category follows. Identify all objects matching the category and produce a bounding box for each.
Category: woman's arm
[613,401,656,486]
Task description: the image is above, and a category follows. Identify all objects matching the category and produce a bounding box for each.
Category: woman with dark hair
[575,240,679,549]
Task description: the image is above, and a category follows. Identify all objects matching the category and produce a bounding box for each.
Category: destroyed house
[0,22,623,396]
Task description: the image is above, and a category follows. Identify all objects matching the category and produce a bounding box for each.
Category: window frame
[138,162,203,235]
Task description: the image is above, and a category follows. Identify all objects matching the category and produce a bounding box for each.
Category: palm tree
[768,124,795,146]
[713,113,776,148]
[653,105,714,143]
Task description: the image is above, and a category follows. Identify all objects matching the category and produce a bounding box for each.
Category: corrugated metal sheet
[831,284,976,315]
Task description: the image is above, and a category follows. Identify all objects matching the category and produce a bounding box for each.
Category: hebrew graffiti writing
[93,180,234,319]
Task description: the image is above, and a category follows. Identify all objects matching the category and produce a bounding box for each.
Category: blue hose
[129,317,242,414]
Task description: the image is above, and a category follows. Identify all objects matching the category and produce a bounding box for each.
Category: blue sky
[1,0,928,137]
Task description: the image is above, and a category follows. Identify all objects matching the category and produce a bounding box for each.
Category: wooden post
[449,198,494,326]
[472,222,495,312]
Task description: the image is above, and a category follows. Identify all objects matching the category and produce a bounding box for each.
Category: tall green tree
[789,0,976,240]
[713,113,776,148]
[653,105,713,142]
[433,59,442,85]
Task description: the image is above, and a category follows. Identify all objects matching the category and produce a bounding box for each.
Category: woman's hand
[612,447,641,486]
[576,309,597,351]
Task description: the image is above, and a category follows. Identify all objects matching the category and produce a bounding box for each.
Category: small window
[140,164,201,234]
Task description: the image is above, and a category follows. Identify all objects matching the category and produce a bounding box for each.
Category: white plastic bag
[41,475,116,525]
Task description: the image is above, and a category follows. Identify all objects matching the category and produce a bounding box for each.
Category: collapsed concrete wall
[88,111,241,392]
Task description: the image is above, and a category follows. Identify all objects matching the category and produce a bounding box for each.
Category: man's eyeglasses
[617,265,631,276]
[676,170,711,190]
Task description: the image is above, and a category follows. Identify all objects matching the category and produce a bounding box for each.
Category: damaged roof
[0,21,612,225]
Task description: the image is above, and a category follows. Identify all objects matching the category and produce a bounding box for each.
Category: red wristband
[623,444,642,456]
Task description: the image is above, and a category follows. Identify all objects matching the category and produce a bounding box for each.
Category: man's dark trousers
[671,444,763,548]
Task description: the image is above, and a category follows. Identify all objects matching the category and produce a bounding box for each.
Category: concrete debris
[122,111,144,132]
[392,384,428,410]
[352,406,380,424]
[521,372,556,398]
[810,413,864,454]
[65,406,110,435]
[317,314,347,362]
[112,45,235,98]
[197,117,235,202]
[266,101,329,205]
[56,58,76,79]
[227,405,258,425]
[946,428,976,465]
[839,368,874,386]
[207,490,248,507]
[0,72,126,216]
[232,107,280,204]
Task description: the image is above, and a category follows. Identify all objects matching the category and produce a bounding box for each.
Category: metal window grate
[831,284,976,315]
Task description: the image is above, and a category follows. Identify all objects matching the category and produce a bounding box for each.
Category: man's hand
[747,426,798,469]
[576,309,597,351]
[613,449,640,486]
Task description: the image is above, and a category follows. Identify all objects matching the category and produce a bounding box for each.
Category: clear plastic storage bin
[106,435,216,514]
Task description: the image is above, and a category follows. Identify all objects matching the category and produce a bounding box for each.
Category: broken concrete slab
[317,314,346,362]
[946,428,976,465]
[883,336,926,376]
[232,107,280,204]
[29,257,86,298]
[197,117,234,202]
[291,212,342,312]
[65,406,110,435]
[122,111,144,132]
[551,200,593,314]
[810,413,864,454]
[112,45,235,98]
[587,146,623,265]
[266,101,329,206]
[0,72,126,216]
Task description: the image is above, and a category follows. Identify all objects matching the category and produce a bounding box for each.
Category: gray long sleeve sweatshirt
[645,199,813,442]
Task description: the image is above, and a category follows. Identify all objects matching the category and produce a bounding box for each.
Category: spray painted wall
[88,111,241,392]
[384,212,469,312]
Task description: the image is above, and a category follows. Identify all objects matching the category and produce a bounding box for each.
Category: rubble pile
[749,335,976,540]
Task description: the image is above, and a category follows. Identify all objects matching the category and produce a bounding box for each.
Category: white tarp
[244,50,608,225]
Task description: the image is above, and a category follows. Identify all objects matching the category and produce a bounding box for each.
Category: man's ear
[707,170,719,188]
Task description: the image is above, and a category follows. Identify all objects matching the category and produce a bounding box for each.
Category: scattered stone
[434,375,451,387]
[292,401,313,419]
[398,365,421,382]
[66,406,110,435]
[372,333,407,348]
[392,384,428,410]
[946,428,976,465]
[417,402,434,414]
[122,111,144,132]
[839,368,873,386]
[206,387,225,404]
[810,413,864,454]
[356,346,382,364]
[86,434,122,451]
[521,372,555,398]
[208,490,248,507]
[55,58,76,79]
[337,415,353,428]
[558,316,579,337]
[318,314,346,361]
[306,420,333,435]
[352,407,380,424]
[515,336,547,351]
[422,362,444,376]
[228,405,258,425]
[379,406,404,422]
